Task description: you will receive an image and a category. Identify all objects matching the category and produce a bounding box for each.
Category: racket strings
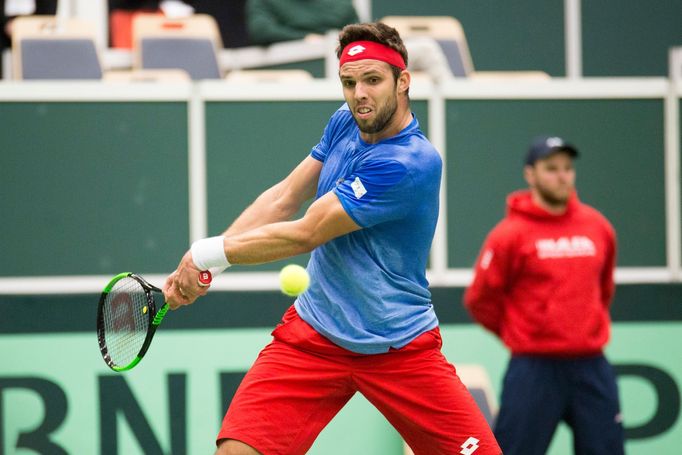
[102,277,151,367]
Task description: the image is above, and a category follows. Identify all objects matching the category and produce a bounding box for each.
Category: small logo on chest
[535,235,596,259]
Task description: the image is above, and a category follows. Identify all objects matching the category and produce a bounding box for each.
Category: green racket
[96,271,211,371]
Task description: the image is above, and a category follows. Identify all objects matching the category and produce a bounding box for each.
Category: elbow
[263,188,301,220]
[297,230,323,254]
[289,222,327,254]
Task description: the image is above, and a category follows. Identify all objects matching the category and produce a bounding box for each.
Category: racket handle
[198,270,212,286]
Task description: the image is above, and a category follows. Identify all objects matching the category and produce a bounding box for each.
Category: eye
[342,80,355,88]
[368,77,380,84]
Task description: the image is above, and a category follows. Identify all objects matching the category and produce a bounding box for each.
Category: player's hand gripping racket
[97,271,212,372]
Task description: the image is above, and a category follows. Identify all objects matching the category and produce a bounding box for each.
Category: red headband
[339,40,406,70]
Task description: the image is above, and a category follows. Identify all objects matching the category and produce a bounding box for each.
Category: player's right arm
[463,228,513,336]
[222,156,322,237]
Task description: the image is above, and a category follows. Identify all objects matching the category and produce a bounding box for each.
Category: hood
[506,190,579,221]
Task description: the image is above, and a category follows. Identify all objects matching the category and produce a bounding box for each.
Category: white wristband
[190,236,231,271]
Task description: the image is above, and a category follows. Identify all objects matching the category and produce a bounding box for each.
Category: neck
[531,191,569,215]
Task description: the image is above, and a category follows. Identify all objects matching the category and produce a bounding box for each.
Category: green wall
[0,102,190,276]
[446,98,666,267]
[373,0,565,76]
[0,97,665,275]
[372,0,682,77]
[582,0,682,76]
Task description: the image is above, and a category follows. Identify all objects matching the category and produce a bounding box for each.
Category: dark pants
[494,355,625,455]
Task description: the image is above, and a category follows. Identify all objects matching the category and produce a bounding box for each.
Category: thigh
[217,339,355,455]
[494,357,567,455]
[354,331,501,455]
[568,356,625,455]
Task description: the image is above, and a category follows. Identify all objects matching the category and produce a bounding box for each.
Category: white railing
[0,77,679,294]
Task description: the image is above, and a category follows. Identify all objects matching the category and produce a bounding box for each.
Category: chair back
[132,14,222,80]
[12,16,103,80]
[381,16,474,77]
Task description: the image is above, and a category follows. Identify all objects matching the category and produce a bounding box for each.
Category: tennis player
[166,22,500,455]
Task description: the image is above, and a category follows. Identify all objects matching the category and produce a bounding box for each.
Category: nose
[354,82,368,100]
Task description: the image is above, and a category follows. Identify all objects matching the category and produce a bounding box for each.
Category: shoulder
[481,206,534,254]
[379,133,442,178]
[578,202,615,237]
[329,103,354,127]
[487,217,522,245]
[323,103,356,138]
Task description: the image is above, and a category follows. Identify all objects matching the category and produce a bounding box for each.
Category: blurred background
[0,0,681,453]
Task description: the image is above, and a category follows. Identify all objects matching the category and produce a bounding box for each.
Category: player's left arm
[223,191,360,264]
[166,192,359,308]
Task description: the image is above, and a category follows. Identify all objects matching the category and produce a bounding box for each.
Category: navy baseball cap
[525,135,579,165]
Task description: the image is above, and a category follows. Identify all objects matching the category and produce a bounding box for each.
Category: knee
[215,438,262,455]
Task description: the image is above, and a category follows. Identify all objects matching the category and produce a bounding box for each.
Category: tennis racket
[96,271,212,372]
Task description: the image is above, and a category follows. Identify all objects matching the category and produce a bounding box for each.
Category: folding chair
[382,15,474,77]
[11,15,103,80]
[132,13,223,80]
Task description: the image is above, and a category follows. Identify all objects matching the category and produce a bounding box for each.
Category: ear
[397,70,411,94]
[523,165,534,187]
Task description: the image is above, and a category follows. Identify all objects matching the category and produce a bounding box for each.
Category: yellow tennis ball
[279,264,310,297]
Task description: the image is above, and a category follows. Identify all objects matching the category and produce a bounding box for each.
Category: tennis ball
[279,264,310,297]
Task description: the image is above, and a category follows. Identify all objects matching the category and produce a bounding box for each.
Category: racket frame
[97,272,168,372]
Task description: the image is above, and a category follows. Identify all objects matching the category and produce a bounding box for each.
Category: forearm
[223,191,357,265]
[223,182,300,237]
[224,219,315,265]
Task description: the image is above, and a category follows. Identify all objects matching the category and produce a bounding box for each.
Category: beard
[536,183,571,208]
[354,92,398,134]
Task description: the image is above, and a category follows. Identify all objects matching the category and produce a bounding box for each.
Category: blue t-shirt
[294,104,442,354]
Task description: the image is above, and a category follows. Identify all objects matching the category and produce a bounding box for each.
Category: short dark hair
[336,22,408,81]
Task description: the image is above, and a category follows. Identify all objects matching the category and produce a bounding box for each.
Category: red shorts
[217,306,500,455]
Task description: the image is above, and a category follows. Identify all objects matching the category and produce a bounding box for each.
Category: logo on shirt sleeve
[351,176,367,199]
[480,249,494,270]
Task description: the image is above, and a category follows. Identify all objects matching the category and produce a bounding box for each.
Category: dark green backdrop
[372,0,682,77]
[0,97,670,276]
[0,102,189,276]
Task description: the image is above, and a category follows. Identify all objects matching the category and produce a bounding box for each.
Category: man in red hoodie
[464,136,625,454]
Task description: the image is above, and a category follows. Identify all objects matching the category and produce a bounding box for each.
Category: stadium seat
[381,16,474,77]
[132,14,222,80]
[11,16,103,80]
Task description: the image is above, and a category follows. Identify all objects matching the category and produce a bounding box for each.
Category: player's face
[526,152,576,207]
[339,60,400,136]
